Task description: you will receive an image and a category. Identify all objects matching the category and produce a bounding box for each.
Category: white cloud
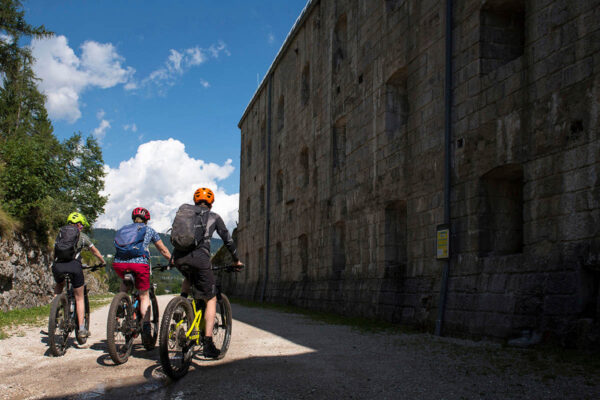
[96,109,105,120]
[96,138,239,233]
[167,49,183,73]
[123,123,138,132]
[30,35,135,123]
[93,119,111,141]
[268,33,275,44]
[131,41,229,94]
[199,79,210,88]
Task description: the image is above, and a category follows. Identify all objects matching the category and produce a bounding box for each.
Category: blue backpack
[114,223,149,259]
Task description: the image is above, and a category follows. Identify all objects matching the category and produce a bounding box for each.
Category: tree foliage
[0,1,107,241]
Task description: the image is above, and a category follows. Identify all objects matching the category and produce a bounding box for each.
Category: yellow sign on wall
[437,225,450,259]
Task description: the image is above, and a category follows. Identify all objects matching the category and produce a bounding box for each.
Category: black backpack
[170,204,209,252]
[54,225,80,262]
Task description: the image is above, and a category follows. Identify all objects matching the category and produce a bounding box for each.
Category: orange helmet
[194,187,214,205]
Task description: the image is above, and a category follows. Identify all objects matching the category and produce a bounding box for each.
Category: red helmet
[132,207,150,222]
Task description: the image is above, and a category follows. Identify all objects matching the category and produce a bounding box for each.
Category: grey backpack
[170,204,208,252]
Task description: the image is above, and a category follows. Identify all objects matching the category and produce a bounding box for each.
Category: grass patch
[0,206,21,235]
[0,293,113,340]
[230,297,422,334]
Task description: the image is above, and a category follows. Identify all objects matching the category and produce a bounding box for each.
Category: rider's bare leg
[73,286,85,327]
[204,296,216,337]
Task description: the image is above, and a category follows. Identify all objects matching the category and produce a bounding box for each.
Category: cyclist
[112,207,171,344]
[173,187,243,358]
[52,212,105,342]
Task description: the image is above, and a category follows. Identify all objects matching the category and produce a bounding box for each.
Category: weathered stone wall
[0,233,107,311]
[233,0,600,342]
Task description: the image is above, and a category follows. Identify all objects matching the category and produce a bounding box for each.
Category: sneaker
[202,337,220,359]
[77,327,90,343]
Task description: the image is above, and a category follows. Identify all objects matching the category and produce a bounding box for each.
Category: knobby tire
[107,292,134,364]
[143,291,160,350]
[159,296,194,380]
[48,294,69,357]
[213,294,232,359]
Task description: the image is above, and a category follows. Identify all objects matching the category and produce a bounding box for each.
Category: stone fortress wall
[230,0,600,342]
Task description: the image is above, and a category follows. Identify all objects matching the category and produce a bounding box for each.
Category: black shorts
[52,260,85,289]
[174,249,216,300]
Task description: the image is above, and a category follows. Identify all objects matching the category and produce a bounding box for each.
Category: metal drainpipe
[260,74,273,303]
[435,0,453,336]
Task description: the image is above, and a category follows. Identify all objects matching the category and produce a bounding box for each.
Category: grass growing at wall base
[229,297,424,334]
[0,294,113,340]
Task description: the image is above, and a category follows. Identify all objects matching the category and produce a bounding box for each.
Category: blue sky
[23,0,308,231]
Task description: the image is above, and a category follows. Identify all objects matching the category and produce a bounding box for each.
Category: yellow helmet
[67,212,89,228]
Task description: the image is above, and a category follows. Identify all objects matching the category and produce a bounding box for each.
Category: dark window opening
[332,222,346,272]
[300,147,309,188]
[301,63,310,106]
[275,242,282,281]
[261,119,266,150]
[246,197,251,222]
[332,117,347,171]
[385,201,407,269]
[385,0,402,12]
[277,170,284,203]
[480,1,525,74]
[299,234,308,277]
[385,69,409,137]
[260,185,265,215]
[332,14,347,74]
[277,96,285,132]
[246,140,252,167]
[479,164,524,256]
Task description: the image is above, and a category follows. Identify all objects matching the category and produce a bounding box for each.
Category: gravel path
[0,295,598,399]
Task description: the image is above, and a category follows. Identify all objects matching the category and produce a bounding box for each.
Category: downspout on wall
[261,74,273,302]
[435,0,453,336]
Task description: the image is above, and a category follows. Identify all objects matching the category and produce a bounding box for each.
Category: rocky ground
[0,295,598,399]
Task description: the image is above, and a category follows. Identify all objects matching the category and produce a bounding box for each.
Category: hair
[195,200,212,208]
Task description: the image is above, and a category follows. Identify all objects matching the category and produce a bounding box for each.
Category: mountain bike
[106,264,166,364]
[159,264,239,379]
[48,264,101,357]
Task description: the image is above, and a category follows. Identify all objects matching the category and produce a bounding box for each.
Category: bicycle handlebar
[81,263,105,271]
[212,264,245,272]
[151,263,245,272]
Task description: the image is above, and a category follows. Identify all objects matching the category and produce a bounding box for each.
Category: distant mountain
[91,228,223,256]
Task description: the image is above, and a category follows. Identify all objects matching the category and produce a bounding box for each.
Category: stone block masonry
[231,0,600,344]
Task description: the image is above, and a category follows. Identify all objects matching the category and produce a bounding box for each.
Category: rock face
[234,0,600,344]
[0,233,106,311]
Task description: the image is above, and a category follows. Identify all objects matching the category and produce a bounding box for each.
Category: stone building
[232,0,600,342]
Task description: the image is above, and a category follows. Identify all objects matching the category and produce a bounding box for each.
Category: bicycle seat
[123,273,136,285]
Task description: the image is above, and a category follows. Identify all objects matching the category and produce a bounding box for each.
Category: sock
[79,324,86,331]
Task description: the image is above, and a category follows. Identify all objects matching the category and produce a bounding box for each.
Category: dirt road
[0,295,598,399]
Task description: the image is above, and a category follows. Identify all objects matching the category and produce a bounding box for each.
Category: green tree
[60,134,107,225]
[0,1,107,240]
[0,0,52,139]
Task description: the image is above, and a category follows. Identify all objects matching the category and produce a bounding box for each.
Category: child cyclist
[112,207,171,344]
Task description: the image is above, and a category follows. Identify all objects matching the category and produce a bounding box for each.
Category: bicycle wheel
[212,293,232,359]
[159,296,194,379]
[106,292,134,364]
[75,290,90,345]
[143,291,160,350]
[48,294,70,356]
